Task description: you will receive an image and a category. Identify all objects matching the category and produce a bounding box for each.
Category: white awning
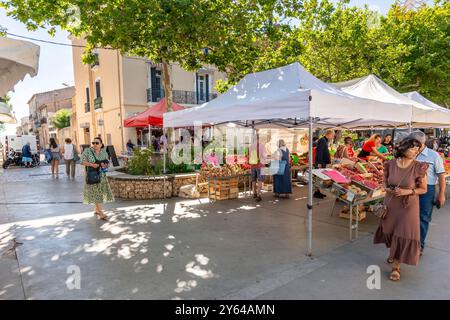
[333,75,450,128]
[164,63,412,129]
[0,36,40,97]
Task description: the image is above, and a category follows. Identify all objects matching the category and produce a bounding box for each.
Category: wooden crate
[209,189,229,200]
[229,187,239,199]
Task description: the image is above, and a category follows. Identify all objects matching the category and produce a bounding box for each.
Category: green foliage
[375,2,450,107]
[127,148,154,176]
[50,108,71,129]
[215,0,449,107]
[167,161,193,174]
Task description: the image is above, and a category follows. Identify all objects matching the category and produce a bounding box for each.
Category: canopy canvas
[0,36,40,97]
[403,91,449,113]
[163,62,413,130]
[124,97,185,127]
[333,75,450,128]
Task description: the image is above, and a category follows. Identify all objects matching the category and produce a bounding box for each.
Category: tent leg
[163,127,166,199]
[307,117,313,257]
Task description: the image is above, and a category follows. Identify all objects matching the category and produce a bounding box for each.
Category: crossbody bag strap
[385,161,415,205]
[86,148,100,173]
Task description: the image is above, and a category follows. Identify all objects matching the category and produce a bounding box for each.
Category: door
[196,74,209,104]
[83,128,90,145]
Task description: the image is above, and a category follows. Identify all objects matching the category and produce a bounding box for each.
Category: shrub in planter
[127,148,153,175]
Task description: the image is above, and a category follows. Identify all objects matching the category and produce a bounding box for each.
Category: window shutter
[95,80,101,98]
[86,87,90,102]
[151,67,158,102]
[196,73,199,104]
[205,74,209,101]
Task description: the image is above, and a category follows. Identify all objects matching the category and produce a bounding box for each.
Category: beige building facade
[71,38,226,154]
[27,87,75,149]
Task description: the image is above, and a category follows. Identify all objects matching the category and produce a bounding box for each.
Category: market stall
[164,62,414,256]
[333,75,450,128]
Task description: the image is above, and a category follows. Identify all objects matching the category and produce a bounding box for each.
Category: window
[196,73,210,103]
[85,87,90,112]
[91,51,99,68]
[95,80,101,98]
[149,67,164,102]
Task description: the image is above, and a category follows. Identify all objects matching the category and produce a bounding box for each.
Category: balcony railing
[85,102,90,113]
[94,97,103,109]
[146,89,218,105]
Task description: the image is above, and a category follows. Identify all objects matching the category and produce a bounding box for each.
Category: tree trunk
[162,59,174,159]
[162,60,172,112]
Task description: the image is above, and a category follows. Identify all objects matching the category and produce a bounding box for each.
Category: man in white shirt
[61,138,79,179]
[408,131,446,255]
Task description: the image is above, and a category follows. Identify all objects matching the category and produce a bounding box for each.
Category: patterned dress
[81,148,114,205]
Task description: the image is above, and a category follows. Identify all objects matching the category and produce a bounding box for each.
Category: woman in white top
[49,138,61,178]
[61,138,79,179]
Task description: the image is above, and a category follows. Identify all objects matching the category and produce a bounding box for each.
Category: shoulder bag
[85,149,101,185]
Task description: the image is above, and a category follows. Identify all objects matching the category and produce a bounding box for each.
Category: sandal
[389,267,401,281]
[94,211,108,221]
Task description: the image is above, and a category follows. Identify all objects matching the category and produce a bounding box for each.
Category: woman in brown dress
[374,138,428,281]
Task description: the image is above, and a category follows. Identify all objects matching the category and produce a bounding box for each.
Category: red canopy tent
[124,98,186,127]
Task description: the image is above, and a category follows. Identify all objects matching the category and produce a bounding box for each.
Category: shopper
[273,139,292,198]
[126,139,135,154]
[249,131,267,202]
[81,137,114,220]
[377,140,389,155]
[49,138,61,178]
[21,142,33,168]
[382,134,394,153]
[61,138,79,179]
[335,137,355,160]
[358,134,387,161]
[314,130,335,199]
[374,138,428,281]
[408,131,446,255]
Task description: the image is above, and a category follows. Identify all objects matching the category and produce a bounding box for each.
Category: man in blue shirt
[408,131,446,255]
[21,142,33,168]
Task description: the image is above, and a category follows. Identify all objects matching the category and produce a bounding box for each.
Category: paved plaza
[0,165,449,299]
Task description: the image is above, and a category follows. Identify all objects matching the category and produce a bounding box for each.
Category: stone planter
[107,171,201,200]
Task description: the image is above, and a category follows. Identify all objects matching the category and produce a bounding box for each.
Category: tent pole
[307,116,313,257]
[163,127,166,199]
[408,122,412,133]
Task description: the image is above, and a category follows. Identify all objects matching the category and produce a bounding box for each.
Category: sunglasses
[92,141,100,145]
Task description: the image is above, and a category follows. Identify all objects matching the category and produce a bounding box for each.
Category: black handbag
[85,149,101,185]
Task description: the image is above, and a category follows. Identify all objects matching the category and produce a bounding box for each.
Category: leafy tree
[0,0,301,112]
[50,108,71,129]
[375,1,450,107]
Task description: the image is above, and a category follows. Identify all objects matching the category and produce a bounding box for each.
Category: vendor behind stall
[335,137,355,160]
[358,134,387,161]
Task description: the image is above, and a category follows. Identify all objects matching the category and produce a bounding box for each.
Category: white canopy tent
[0,36,40,124]
[333,75,450,128]
[403,91,449,113]
[164,62,414,255]
[0,36,40,97]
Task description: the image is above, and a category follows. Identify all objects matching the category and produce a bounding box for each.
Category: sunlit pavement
[0,165,449,299]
